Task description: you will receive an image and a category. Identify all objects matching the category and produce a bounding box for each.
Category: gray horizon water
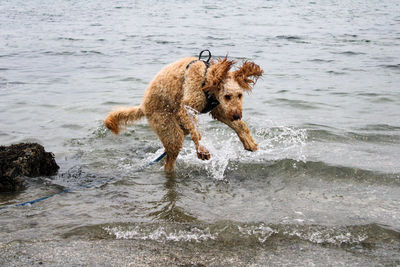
[1,0,400,265]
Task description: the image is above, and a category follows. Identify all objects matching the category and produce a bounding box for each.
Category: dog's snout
[232,114,241,121]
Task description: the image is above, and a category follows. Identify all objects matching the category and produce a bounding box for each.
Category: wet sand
[1,238,392,266]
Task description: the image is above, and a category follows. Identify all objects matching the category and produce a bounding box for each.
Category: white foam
[104,226,217,242]
[283,228,368,245]
[104,223,368,246]
[238,224,277,243]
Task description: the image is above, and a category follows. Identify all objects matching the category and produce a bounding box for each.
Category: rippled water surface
[1,0,400,265]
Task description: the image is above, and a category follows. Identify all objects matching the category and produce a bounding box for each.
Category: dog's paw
[197,146,211,160]
[244,142,258,152]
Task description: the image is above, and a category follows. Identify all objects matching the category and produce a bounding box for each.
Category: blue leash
[0,152,166,211]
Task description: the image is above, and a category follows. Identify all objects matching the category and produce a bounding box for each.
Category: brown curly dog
[105,52,263,172]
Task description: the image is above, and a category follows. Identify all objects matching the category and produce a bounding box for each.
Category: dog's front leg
[177,107,210,160]
[211,107,258,151]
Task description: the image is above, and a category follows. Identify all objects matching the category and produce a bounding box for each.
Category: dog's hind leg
[211,107,258,151]
[147,112,184,172]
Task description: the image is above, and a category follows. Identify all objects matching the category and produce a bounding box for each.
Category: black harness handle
[199,49,211,67]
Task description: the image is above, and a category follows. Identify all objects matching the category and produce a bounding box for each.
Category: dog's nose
[232,114,241,121]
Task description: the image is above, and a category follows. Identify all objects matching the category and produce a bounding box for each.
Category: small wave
[268,98,320,110]
[333,51,366,56]
[0,53,20,58]
[326,70,346,75]
[357,92,380,97]
[247,158,400,185]
[104,225,217,242]
[60,124,84,130]
[357,124,400,132]
[66,222,399,248]
[275,35,309,44]
[114,6,133,9]
[342,34,358,38]
[56,37,83,41]
[119,77,146,83]
[101,101,130,106]
[251,223,371,246]
[6,81,26,85]
[334,34,371,43]
[0,131,9,137]
[371,97,395,103]
[341,39,371,43]
[380,64,400,70]
[155,40,176,45]
[308,58,334,63]
[276,35,302,40]
[206,36,228,41]
[38,104,57,108]
[42,51,75,56]
[307,128,347,142]
[80,50,103,55]
[345,131,400,144]
[329,91,349,96]
[41,50,103,56]
[305,124,400,144]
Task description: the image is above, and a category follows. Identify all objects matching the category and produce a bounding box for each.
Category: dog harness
[185,50,220,114]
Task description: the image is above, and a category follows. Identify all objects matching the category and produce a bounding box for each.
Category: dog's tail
[104,106,144,135]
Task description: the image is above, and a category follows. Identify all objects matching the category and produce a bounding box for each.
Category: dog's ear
[233,61,263,91]
[203,57,235,94]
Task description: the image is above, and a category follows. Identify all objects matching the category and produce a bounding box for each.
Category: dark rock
[0,143,59,192]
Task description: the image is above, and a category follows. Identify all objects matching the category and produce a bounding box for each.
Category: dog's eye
[224,95,232,101]
[238,93,243,99]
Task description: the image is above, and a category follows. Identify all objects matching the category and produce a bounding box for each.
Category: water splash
[180,106,239,179]
[179,116,308,180]
[255,124,307,162]
[179,128,238,180]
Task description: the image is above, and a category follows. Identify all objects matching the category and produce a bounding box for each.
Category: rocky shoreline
[0,143,59,192]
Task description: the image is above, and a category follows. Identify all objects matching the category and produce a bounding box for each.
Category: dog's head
[204,58,263,121]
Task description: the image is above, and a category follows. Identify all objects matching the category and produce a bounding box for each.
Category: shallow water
[1,0,400,265]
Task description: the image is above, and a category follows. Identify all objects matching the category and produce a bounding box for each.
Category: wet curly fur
[105,55,263,172]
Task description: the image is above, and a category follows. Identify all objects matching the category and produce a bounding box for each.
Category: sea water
[0,0,399,265]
